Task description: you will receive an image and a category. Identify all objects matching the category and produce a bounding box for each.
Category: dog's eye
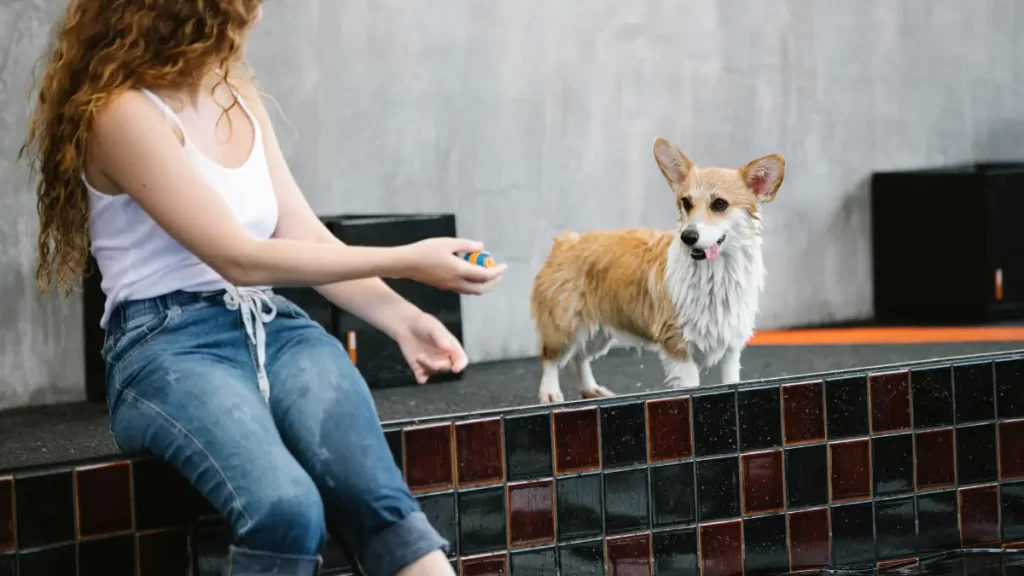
[711,198,729,212]
[681,197,693,212]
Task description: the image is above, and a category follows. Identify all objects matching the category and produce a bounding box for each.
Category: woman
[21,1,506,575]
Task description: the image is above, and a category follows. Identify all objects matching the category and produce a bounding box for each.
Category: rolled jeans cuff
[361,511,450,576]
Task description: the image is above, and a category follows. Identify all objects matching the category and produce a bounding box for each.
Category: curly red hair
[20,0,263,295]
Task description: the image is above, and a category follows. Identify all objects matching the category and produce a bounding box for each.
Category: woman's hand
[395,238,507,295]
[394,312,470,384]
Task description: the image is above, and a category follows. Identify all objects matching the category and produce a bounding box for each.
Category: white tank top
[85,87,279,330]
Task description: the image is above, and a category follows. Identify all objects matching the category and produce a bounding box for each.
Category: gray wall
[2,0,1023,409]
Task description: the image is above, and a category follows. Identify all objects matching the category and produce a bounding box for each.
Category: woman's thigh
[107,302,326,556]
[264,308,446,569]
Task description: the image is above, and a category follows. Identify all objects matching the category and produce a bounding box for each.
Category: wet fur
[530,138,785,403]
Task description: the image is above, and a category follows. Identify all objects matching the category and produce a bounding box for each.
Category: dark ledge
[2,342,1022,472]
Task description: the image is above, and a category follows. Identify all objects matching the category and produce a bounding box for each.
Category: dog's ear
[740,154,785,202]
[652,138,693,188]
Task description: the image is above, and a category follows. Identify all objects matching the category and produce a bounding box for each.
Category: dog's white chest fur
[662,236,764,367]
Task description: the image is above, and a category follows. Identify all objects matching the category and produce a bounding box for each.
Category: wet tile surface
[830,439,872,502]
[872,433,914,497]
[552,408,601,474]
[737,387,781,451]
[957,423,999,485]
[870,371,912,433]
[960,485,1001,547]
[740,450,784,515]
[743,514,788,576]
[650,462,695,527]
[916,428,956,490]
[76,462,133,538]
[645,397,692,463]
[692,392,737,457]
[788,508,830,571]
[781,381,825,445]
[911,366,954,427]
[825,376,869,439]
[696,456,740,522]
[953,362,995,424]
[507,480,554,548]
[605,532,651,576]
[2,350,1023,574]
[785,444,828,508]
[455,418,505,487]
[404,423,454,492]
[503,413,552,481]
[600,402,647,468]
[699,521,743,576]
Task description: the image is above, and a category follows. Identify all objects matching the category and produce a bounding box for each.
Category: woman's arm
[236,83,480,339]
[90,91,499,294]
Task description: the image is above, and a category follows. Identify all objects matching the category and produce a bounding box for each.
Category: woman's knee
[238,472,327,556]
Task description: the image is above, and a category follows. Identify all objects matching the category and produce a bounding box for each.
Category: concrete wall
[2,0,1023,409]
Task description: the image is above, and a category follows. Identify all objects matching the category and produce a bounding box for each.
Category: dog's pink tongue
[705,244,720,260]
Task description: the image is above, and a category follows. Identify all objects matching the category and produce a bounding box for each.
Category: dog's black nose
[680,229,699,246]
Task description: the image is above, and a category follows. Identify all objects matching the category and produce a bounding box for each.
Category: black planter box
[871,162,1024,324]
[320,214,464,389]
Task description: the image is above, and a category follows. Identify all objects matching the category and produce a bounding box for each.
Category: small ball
[460,250,496,268]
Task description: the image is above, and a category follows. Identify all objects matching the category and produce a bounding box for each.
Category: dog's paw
[539,389,565,404]
[580,386,616,399]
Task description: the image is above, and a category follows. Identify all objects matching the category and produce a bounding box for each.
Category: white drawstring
[223,286,277,402]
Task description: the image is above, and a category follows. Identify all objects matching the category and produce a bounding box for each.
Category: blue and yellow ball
[460,250,496,268]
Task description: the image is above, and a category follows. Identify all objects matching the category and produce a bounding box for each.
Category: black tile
[193,517,232,571]
[831,502,874,568]
[696,456,739,522]
[737,387,782,451]
[603,468,649,535]
[785,444,828,508]
[16,543,75,576]
[872,433,914,497]
[917,490,960,553]
[996,358,1024,419]
[14,471,74,548]
[825,376,869,439]
[457,487,506,555]
[651,462,695,527]
[138,529,190,576]
[511,547,556,575]
[0,555,14,576]
[875,497,916,560]
[600,402,647,468]
[419,493,457,557]
[320,536,352,573]
[80,534,135,576]
[653,527,697,575]
[956,423,998,485]
[1003,481,1024,544]
[134,457,191,530]
[954,362,995,424]
[911,366,954,428]
[504,413,553,481]
[558,540,603,575]
[385,429,404,473]
[743,514,788,576]
[556,474,603,541]
[692,392,737,457]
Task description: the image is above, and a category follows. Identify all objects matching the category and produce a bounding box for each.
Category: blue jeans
[102,290,448,576]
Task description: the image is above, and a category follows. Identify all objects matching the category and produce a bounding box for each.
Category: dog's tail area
[553,229,580,245]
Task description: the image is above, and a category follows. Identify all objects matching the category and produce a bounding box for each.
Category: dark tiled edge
[1,349,1023,575]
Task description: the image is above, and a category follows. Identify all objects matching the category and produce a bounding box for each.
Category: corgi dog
[530,137,785,403]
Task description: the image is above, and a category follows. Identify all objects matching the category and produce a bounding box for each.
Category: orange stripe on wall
[748,327,1024,346]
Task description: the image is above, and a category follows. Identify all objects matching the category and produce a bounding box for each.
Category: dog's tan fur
[530,137,785,402]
